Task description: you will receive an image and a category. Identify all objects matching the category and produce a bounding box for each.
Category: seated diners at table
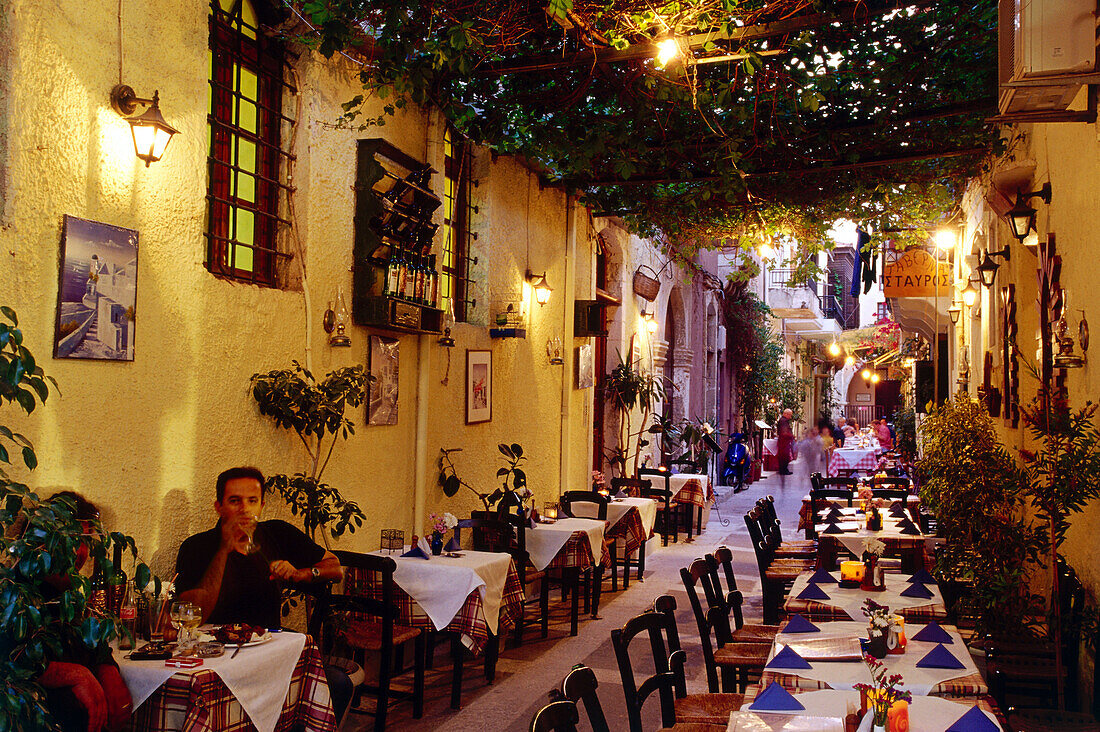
[174,466,351,719]
[842,418,858,439]
[875,419,894,450]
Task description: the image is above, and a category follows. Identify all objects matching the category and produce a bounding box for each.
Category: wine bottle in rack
[396,248,409,300]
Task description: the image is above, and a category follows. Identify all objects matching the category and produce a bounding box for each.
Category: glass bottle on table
[118,582,137,650]
[108,542,126,616]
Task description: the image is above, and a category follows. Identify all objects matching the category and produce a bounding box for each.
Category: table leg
[484,631,499,682]
[591,565,603,619]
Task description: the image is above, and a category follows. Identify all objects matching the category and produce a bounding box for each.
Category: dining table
[827,447,882,477]
[569,495,657,558]
[757,618,987,697]
[116,631,336,732]
[783,569,949,623]
[348,549,525,655]
[668,472,713,532]
[730,687,1006,731]
[798,495,921,533]
[812,506,934,571]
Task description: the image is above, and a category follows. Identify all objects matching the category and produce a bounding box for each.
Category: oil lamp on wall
[329,288,352,347]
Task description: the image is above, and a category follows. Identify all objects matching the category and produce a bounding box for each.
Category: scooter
[722,433,751,493]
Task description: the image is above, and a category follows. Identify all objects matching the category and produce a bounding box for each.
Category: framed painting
[576,344,594,389]
[54,215,138,361]
[368,335,399,425]
[466,349,492,424]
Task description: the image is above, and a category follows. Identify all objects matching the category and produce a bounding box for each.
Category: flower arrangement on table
[863,537,885,558]
[863,598,892,657]
[591,470,606,492]
[854,653,912,731]
[427,512,458,554]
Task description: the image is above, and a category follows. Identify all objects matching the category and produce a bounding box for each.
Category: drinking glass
[170,601,199,653]
[147,594,167,645]
[242,517,260,555]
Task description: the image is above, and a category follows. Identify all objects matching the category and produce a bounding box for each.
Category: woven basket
[632,265,661,301]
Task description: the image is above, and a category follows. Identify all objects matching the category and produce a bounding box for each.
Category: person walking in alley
[777,408,794,485]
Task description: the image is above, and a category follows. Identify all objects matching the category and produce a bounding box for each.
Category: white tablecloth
[728,690,1002,732]
[526,517,605,571]
[763,438,779,457]
[814,514,926,558]
[115,630,307,732]
[382,549,512,634]
[572,496,658,536]
[767,621,979,696]
[788,571,943,622]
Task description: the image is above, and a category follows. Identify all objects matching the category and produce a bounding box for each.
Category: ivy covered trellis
[288,0,999,260]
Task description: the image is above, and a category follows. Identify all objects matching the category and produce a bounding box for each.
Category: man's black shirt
[175,519,324,628]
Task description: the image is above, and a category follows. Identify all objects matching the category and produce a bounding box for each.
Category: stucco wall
[0,0,598,580]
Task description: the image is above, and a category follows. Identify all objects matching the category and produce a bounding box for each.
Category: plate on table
[204,624,273,647]
[224,632,273,648]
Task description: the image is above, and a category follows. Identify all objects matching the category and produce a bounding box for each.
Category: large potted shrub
[250,362,369,544]
[0,306,153,729]
[603,354,665,477]
[918,394,1044,636]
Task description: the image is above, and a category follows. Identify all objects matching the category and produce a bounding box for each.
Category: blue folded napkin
[916,643,965,669]
[908,568,936,584]
[748,682,805,712]
[807,568,838,585]
[945,705,1000,731]
[898,524,922,535]
[890,501,906,511]
[783,615,820,633]
[911,621,953,644]
[401,544,430,559]
[766,646,813,670]
[796,583,830,601]
[822,523,844,534]
[900,582,933,599]
[444,534,461,552]
[889,508,908,517]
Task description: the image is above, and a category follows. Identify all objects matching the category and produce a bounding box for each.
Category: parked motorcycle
[722,432,751,493]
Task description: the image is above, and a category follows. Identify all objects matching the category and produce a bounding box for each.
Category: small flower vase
[861,554,877,591]
[430,532,444,556]
[872,722,887,732]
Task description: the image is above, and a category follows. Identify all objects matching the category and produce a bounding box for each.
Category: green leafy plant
[892,407,916,460]
[917,394,1043,636]
[438,447,492,509]
[1019,395,1100,709]
[604,354,666,476]
[250,361,370,543]
[0,306,154,731]
[488,442,530,508]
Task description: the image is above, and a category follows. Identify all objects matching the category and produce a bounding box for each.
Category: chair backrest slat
[560,491,609,521]
[529,700,579,732]
[561,664,610,732]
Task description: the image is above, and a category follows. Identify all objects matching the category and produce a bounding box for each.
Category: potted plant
[488,442,532,511]
[0,306,154,730]
[603,354,666,477]
[250,361,370,544]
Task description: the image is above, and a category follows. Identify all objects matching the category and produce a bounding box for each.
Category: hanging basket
[632,265,661,302]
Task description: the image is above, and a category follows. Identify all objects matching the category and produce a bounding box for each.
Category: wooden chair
[870,487,909,501]
[755,496,817,558]
[529,700,580,732]
[709,547,782,645]
[637,469,681,546]
[611,595,744,732]
[680,558,769,693]
[469,512,550,647]
[744,506,814,624]
[561,664,610,732]
[321,550,427,730]
[872,475,911,491]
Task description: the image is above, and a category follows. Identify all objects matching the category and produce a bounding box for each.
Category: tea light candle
[840,560,865,583]
[598,488,610,497]
[542,502,558,520]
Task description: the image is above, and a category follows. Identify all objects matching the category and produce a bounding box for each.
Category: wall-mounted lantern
[110,85,179,166]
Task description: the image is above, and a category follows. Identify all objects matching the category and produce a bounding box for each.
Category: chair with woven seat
[1005,708,1100,731]
[680,558,770,693]
[612,595,744,732]
[708,546,782,645]
[469,512,550,647]
[744,506,814,624]
[755,496,817,558]
[807,476,856,540]
[321,550,427,731]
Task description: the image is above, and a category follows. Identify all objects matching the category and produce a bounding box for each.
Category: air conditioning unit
[998,0,1096,115]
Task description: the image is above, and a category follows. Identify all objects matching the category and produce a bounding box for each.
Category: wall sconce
[526,270,552,305]
[438,298,456,347]
[328,288,351,347]
[948,302,962,325]
[976,251,1000,288]
[1054,302,1087,368]
[1006,182,1052,242]
[546,337,563,365]
[640,307,659,334]
[962,282,978,308]
[110,85,179,166]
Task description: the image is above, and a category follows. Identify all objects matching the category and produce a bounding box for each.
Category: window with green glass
[441,125,470,321]
[206,0,291,285]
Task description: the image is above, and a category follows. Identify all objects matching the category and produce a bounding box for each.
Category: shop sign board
[882,248,951,297]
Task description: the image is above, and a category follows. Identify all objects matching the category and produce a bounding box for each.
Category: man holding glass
[174,466,342,628]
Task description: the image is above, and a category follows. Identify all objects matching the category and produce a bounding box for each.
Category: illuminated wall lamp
[975,249,1009,288]
[962,282,978,308]
[526,270,552,305]
[110,85,179,166]
[828,340,841,357]
[640,308,659,334]
[1006,182,1052,243]
[947,302,962,325]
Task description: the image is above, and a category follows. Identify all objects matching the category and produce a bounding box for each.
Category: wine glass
[170,601,198,653]
[242,517,261,555]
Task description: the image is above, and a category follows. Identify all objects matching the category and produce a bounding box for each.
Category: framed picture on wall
[855,393,872,403]
[368,335,399,425]
[576,344,594,389]
[466,349,492,424]
[54,215,139,361]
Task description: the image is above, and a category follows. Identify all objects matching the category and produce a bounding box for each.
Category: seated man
[175,467,351,718]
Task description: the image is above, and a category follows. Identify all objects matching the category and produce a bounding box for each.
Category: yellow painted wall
[0,0,601,578]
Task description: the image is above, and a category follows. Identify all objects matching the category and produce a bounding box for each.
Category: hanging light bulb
[844,355,856,368]
[828,341,841,357]
[656,37,680,66]
[870,372,881,384]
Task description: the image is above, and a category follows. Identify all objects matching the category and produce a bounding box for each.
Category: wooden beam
[472,0,937,76]
[569,146,986,187]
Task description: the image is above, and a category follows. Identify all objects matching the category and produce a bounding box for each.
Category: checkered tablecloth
[545,531,613,570]
[129,637,336,732]
[783,596,948,624]
[827,449,881,477]
[603,507,649,556]
[757,667,988,698]
[347,559,524,655]
[671,478,712,509]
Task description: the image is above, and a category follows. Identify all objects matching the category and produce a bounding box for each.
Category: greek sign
[882,248,951,297]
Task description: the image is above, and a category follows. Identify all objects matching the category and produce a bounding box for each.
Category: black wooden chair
[321,550,427,730]
[560,491,628,592]
[637,469,681,546]
[872,475,911,491]
[756,496,817,558]
[529,700,580,732]
[469,512,550,647]
[561,664,610,732]
[611,595,743,732]
[709,546,782,646]
[871,487,910,501]
[680,558,769,694]
[744,506,814,624]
